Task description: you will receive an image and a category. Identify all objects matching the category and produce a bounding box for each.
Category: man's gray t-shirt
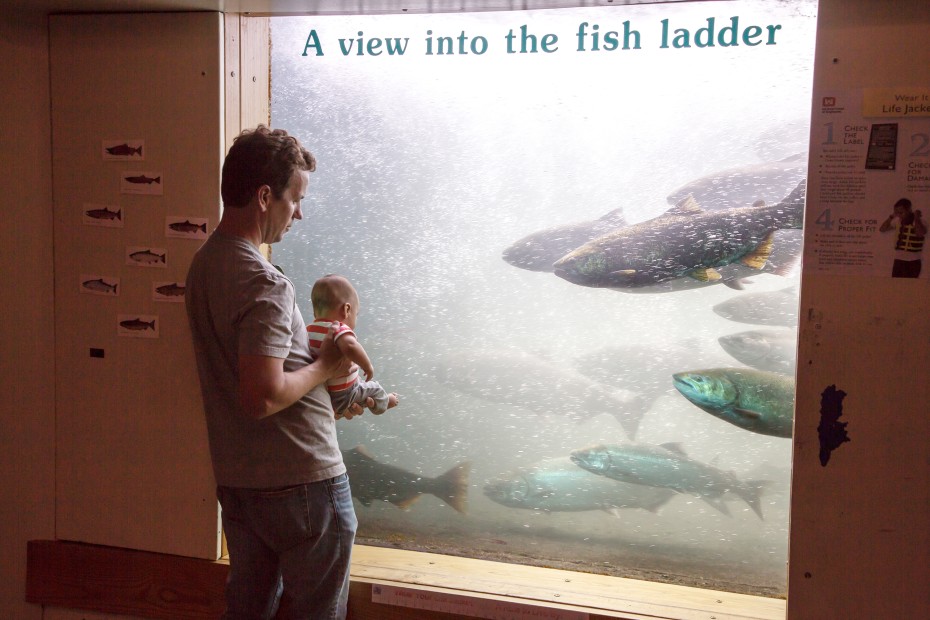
[185,230,344,488]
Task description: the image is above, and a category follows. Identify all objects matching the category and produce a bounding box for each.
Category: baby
[307,274,398,417]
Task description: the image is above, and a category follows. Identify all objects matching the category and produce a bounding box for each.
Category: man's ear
[256,184,272,211]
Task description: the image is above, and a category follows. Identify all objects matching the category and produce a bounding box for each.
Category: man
[880,197,926,278]
[186,125,364,619]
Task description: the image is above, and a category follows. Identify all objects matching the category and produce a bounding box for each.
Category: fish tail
[429,461,471,514]
[392,493,424,511]
[742,479,772,520]
[701,495,732,517]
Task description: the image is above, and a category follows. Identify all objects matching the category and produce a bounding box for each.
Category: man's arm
[238,331,349,419]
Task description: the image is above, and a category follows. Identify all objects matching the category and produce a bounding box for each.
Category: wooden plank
[223,12,241,153]
[26,540,227,620]
[240,16,270,129]
[27,541,783,620]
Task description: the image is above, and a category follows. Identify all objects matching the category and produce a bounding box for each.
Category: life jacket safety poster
[804,87,930,280]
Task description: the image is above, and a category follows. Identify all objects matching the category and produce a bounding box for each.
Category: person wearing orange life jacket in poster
[880,197,927,278]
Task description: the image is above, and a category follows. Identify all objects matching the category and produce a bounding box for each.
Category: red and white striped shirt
[306,319,359,392]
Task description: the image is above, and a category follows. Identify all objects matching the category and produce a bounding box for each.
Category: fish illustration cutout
[168,220,207,234]
[124,174,160,184]
[84,207,121,221]
[119,318,156,331]
[128,249,166,265]
[81,278,118,295]
[155,282,186,297]
[553,180,806,289]
[106,143,142,157]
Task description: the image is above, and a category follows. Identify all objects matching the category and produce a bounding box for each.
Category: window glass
[271,0,815,596]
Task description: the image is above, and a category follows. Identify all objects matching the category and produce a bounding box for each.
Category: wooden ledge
[26,540,785,619]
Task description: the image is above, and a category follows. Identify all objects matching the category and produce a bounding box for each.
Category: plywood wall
[49,12,224,559]
[786,1,930,617]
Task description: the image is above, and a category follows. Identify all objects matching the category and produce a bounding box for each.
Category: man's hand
[337,398,375,420]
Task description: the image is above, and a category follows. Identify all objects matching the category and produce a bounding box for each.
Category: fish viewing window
[270,0,814,601]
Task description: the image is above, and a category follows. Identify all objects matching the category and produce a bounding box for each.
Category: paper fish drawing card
[165,216,208,239]
[80,274,120,297]
[102,139,144,161]
[126,246,167,268]
[117,314,159,338]
[153,281,186,302]
[120,171,163,195]
[82,203,123,228]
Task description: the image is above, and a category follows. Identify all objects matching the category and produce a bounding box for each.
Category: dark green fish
[672,367,795,438]
[553,180,806,288]
[342,446,470,514]
[570,443,768,519]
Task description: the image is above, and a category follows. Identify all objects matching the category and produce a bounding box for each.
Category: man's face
[265,169,310,244]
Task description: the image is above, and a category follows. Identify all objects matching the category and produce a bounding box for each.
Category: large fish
[570,443,768,518]
[717,329,798,374]
[666,154,807,211]
[712,286,799,327]
[501,207,628,272]
[342,446,470,514]
[484,456,676,514]
[435,350,649,439]
[672,367,795,438]
[553,180,806,289]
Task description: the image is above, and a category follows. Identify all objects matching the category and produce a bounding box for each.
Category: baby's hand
[361,363,375,381]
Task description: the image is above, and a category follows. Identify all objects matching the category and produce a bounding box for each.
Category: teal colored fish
[484,456,676,514]
[672,367,795,438]
[553,180,806,288]
[570,443,769,519]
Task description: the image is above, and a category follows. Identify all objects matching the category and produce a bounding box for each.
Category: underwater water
[271,0,816,597]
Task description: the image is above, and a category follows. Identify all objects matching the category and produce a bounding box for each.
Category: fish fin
[734,407,763,420]
[353,445,376,460]
[689,267,722,282]
[431,461,471,514]
[740,232,775,270]
[665,194,704,216]
[723,277,752,290]
[701,495,732,517]
[643,492,676,514]
[604,508,624,518]
[659,442,687,456]
[608,269,637,278]
[393,494,424,510]
[752,199,767,208]
[738,480,770,520]
[598,207,627,227]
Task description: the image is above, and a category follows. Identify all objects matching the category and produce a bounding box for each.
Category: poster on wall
[117,314,159,338]
[82,203,123,227]
[120,171,163,195]
[803,87,930,280]
[102,139,144,161]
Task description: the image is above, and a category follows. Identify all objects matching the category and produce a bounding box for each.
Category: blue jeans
[217,474,357,619]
